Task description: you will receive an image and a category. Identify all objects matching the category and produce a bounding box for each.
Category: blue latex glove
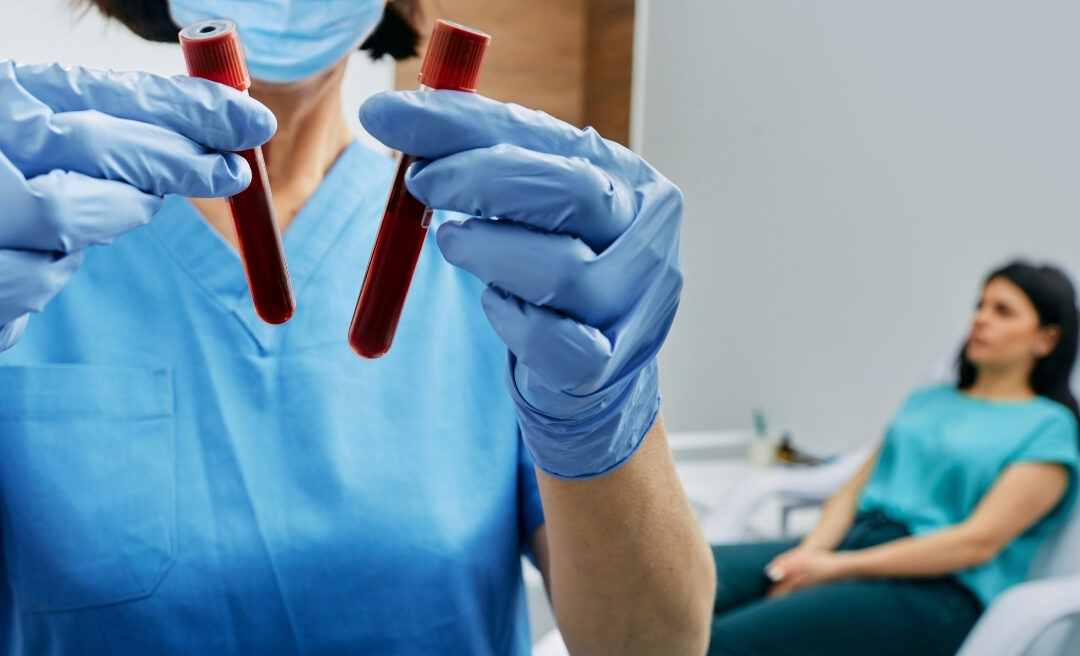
[361,91,684,479]
[0,61,276,352]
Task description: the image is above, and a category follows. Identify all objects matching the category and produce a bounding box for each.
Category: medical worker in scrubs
[0,1,715,654]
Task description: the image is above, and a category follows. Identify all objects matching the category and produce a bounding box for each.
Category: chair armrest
[700,442,876,543]
[956,576,1080,656]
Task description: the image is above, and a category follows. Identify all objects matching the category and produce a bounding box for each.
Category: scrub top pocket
[0,364,176,613]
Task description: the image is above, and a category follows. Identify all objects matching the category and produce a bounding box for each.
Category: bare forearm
[800,497,858,551]
[801,446,880,552]
[537,413,715,656]
[834,463,1069,582]
[838,526,991,579]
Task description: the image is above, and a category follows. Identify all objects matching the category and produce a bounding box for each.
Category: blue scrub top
[0,141,545,655]
[859,384,1079,606]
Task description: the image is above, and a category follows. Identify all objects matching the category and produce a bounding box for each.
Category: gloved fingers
[361,90,632,170]
[0,154,163,252]
[407,144,635,252]
[479,286,613,394]
[2,108,252,198]
[0,249,83,325]
[6,61,276,152]
[436,218,642,328]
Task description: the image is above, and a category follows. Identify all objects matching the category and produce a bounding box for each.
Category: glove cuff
[0,315,29,353]
[509,357,661,480]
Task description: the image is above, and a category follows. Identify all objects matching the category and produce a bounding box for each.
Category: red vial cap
[179,19,250,92]
[418,20,491,92]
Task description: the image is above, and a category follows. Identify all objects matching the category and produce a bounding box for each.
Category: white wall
[638,1,1080,452]
[1,0,394,151]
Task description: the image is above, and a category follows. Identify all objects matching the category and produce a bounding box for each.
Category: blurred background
[5,0,1080,457]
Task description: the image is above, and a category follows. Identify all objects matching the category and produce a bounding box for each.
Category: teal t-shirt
[858,384,1079,605]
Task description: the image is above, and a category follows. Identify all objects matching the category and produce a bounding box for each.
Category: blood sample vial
[348,20,491,358]
[180,19,296,325]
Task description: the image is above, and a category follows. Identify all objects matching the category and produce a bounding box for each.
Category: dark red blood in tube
[349,20,491,358]
[348,154,431,358]
[180,19,296,325]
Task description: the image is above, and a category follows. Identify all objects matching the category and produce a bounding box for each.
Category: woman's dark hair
[76,0,420,61]
[957,260,1080,425]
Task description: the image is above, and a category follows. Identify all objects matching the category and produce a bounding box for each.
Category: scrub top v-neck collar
[149,140,390,351]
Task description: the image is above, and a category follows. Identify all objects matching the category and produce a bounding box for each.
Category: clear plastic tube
[348,20,491,358]
[180,19,296,325]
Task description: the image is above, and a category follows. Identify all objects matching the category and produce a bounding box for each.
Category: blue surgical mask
[169,0,385,83]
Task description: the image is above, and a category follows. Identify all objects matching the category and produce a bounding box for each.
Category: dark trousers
[708,511,983,656]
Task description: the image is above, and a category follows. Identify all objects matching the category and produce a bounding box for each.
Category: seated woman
[709,261,1080,656]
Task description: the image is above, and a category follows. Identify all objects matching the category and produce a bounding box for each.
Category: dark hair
[957,260,1080,425]
[75,0,420,61]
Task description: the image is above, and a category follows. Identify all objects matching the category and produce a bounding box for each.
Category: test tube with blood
[180,19,296,325]
[348,20,491,358]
